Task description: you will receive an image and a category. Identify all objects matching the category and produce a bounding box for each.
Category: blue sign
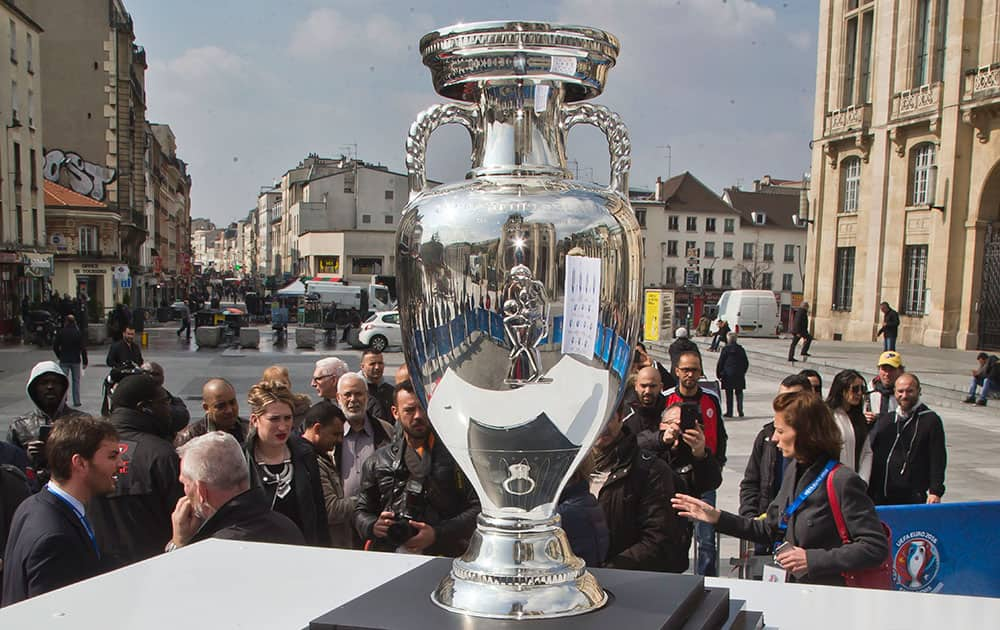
[876,501,1000,597]
[120,277,132,289]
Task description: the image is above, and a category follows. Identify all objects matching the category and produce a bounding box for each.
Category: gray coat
[717,458,888,586]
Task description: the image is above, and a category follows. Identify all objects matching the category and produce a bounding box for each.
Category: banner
[876,501,1000,597]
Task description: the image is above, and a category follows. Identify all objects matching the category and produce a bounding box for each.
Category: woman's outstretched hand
[671,493,721,525]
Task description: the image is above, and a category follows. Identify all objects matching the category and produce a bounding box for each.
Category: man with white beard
[334,374,393,504]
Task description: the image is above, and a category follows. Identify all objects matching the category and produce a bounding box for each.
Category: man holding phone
[662,350,727,577]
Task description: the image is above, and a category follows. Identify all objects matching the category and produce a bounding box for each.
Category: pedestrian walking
[787,301,812,363]
[53,315,88,407]
[176,300,191,340]
[877,302,900,351]
[716,332,749,418]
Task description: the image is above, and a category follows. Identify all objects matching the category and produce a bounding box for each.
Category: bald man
[622,366,667,452]
[174,378,250,447]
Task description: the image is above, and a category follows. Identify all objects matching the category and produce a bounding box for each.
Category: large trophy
[397,21,643,620]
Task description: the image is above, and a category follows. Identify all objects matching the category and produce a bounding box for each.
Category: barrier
[876,501,1000,597]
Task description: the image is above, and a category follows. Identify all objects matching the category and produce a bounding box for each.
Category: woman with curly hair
[826,369,873,481]
[244,380,330,546]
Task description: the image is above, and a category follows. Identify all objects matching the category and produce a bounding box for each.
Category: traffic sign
[120,277,132,289]
[685,271,700,286]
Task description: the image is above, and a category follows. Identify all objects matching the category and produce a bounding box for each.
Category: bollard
[141,331,148,347]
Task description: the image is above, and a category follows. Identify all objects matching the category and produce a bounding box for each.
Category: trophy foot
[431,514,608,619]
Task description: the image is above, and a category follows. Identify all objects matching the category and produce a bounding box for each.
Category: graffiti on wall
[42,149,117,202]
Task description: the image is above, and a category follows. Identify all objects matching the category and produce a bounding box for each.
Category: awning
[22,253,53,277]
[276,279,306,296]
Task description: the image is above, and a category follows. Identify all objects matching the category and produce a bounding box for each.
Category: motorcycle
[26,310,57,347]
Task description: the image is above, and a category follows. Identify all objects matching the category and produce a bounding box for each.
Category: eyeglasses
[849,385,866,394]
[676,367,700,374]
[311,374,334,384]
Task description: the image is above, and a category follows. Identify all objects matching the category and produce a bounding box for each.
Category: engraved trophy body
[396,21,643,620]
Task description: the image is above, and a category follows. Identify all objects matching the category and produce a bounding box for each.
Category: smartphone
[38,424,53,442]
[773,541,793,559]
[680,403,700,432]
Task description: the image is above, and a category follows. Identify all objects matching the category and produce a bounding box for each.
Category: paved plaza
[1,326,996,576]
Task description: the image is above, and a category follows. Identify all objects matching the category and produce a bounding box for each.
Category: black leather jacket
[354,432,479,557]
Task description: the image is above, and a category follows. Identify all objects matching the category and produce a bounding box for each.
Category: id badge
[762,562,788,583]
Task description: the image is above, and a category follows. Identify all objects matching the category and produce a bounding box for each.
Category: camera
[385,478,426,546]
[680,402,700,432]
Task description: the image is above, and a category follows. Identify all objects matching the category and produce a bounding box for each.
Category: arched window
[840,157,862,213]
[911,143,936,206]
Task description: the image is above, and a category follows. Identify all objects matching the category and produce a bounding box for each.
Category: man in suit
[106,326,143,369]
[2,416,121,606]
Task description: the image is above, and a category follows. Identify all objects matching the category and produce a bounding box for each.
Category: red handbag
[826,464,894,589]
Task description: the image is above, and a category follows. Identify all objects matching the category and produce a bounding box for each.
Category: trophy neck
[469,82,572,179]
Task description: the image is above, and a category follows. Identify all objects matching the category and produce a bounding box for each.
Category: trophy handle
[406,103,480,198]
[561,103,632,197]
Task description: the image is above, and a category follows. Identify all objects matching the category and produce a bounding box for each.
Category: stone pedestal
[196,326,223,348]
[295,327,316,348]
[239,328,260,348]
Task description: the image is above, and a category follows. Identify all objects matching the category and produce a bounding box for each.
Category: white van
[710,290,780,338]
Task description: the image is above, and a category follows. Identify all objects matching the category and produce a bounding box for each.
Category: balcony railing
[824,104,871,136]
[891,82,942,121]
[964,63,1000,101]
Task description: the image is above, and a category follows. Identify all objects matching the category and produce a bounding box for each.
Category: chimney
[655,177,663,201]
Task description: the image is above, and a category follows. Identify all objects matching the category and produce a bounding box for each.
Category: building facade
[22,0,148,313]
[807,0,1000,349]
[143,122,191,307]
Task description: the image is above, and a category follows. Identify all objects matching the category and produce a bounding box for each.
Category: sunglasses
[849,385,866,394]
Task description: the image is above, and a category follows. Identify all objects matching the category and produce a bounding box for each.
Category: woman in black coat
[673,391,888,586]
[716,332,749,417]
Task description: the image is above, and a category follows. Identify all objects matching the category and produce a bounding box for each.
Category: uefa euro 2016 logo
[894,531,941,592]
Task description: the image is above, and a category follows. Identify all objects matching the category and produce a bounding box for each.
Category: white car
[358,311,401,351]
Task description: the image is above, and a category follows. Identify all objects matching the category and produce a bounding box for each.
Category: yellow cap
[877,351,902,368]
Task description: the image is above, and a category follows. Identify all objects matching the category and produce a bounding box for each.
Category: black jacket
[716,343,749,391]
[791,306,810,336]
[717,459,889,586]
[2,490,104,606]
[188,487,305,546]
[0,464,31,557]
[245,434,330,547]
[354,433,479,557]
[556,480,609,568]
[365,380,396,425]
[174,415,251,447]
[593,428,686,572]
[878,308,900,338]
[105,339,143,368]
[868,403,947,505]
[53,325,88,365]
[739,423,783,518]
[89,407,184,569]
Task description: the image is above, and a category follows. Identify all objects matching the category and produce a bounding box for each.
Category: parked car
[358,310,401,351]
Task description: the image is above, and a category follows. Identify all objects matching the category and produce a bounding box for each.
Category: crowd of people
[0,333,950,607]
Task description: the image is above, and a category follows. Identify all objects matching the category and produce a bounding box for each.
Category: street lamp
[791,214,814,228]
[926,164,945,211]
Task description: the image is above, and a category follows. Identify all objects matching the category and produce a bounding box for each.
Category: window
[10,80,17,123]
[686,216,697,231]
[667,240,678,257]
[385,190,394,200]
[763,244,774,262]
[384,215,394,225]
[361,214,371,224]
[911,143,936,205]
[761,273,773,290]
[903,245,929,315]
[722,269,733,286]
[666,267,677,285]
[343,172,355,193]
[702,268,714,286]
[29,148,36,190]
[352,257,383,274]
[668,216,679,231]
[8,20,15,62]
[913,0,948,87]
[706,218,716,232]
[25,31,31,72]
[842,1,874,106]
[741,271,753,289]
[685,241,697,256]
[724,218,735,233]
[841,157,861,213]
[782,273,794,291]
[723,242,734,259]
[15,206,22,242]
[704,242,715,258]
[742,242,754,261]
[316,255,340,274]
[635,208,646,227]
[784,244,795,263]
[27,89,33,128]
[833,247,856,311]
[31,208,38,245]
[12,141,20,186]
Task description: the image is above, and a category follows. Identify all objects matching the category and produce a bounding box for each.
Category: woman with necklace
[244,380,330,546]
[673,391,887,586]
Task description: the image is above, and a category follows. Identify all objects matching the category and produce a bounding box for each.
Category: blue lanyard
[47,488,100,558]
[777,459,837,537]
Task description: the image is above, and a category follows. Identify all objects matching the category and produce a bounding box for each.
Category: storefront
[0,252,19,335]
[52,261,117,322]
[21,253,54,304]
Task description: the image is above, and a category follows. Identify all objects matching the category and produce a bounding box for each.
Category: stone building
[22,0,148,312]
[807,0,1000,349]
[143,122,191,306]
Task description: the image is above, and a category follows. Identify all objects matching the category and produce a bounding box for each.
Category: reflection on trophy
[395,20,643,619]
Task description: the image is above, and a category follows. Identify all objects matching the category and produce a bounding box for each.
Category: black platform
[310,558,764,630]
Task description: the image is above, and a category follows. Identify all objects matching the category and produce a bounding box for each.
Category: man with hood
[87,374,183,568]
[7,362,88,483]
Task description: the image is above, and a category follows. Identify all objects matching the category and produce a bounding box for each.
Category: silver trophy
[396,21,643,619]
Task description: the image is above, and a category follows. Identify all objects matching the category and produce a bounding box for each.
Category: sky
[126,0,820,226]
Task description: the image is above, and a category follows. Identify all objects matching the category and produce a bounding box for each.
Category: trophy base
[432,514,606,619]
